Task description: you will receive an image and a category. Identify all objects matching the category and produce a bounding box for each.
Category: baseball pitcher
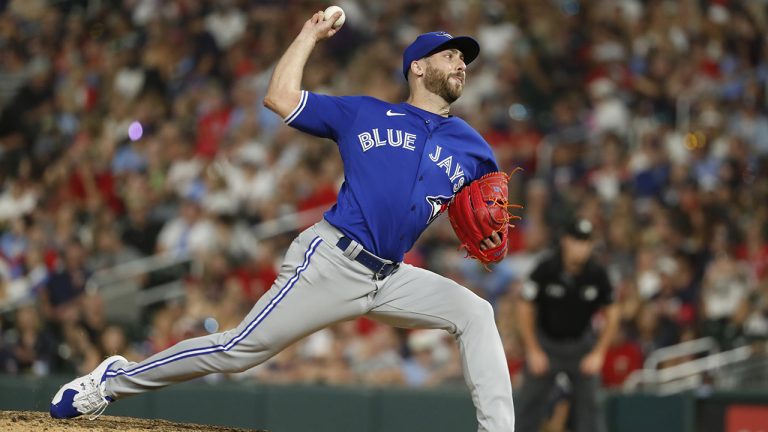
[51,10,516,432]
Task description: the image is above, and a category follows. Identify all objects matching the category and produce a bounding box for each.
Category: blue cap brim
[429,36,480,65]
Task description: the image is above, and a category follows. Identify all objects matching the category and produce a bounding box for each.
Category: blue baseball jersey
[285,90,499,262]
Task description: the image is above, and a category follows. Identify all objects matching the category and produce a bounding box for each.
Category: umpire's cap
[402,31,480,80]
[565,218,594,241]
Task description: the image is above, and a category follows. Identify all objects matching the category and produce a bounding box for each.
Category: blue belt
[336,237,399,280]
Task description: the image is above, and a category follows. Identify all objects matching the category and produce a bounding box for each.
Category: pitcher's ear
[411,60,425,78]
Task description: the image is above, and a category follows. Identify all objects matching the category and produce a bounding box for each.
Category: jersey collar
[399,102,455,121]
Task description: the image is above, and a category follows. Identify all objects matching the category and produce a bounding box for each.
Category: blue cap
[402,31,480,80]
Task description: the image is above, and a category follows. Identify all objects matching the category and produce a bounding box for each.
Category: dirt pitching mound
[0,411,267,432]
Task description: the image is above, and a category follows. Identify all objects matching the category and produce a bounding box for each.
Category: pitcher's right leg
[102,226,377,399]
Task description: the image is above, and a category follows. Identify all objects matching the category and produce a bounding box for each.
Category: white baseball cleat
[50,355,126,420]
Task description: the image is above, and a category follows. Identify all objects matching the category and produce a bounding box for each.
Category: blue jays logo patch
[426,195,452,225]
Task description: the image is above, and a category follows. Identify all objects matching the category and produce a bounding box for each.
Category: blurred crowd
[1,0,768,396]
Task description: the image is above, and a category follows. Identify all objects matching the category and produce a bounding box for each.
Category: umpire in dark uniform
[514,218,620,432]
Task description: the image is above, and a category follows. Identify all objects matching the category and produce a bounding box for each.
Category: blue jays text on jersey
[284,90,499,262]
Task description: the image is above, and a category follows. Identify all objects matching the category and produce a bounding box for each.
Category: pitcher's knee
[213,350,264,374]
[228,359,256,374]
[462,298,496,328]
[206,337,275,374]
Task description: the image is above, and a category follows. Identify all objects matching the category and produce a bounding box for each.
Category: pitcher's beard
[424,65,463,103]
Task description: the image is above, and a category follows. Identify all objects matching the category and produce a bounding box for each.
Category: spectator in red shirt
[195,84,231,159]
[601,325,644,388]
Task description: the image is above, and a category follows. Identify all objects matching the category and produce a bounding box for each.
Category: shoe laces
[72,373,110,420]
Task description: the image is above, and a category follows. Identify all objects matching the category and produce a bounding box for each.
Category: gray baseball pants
[103,219,515,431]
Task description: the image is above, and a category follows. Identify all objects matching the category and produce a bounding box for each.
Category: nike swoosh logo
[386,109,406,117]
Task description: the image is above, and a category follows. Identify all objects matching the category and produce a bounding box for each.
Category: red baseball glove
[447,171,521,264]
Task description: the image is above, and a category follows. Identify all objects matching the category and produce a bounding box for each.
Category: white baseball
[323,5,345,29]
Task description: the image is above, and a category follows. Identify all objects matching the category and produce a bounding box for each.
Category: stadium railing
[623,340,767,394]
[0,205,329,322]
[88,204,329,324]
